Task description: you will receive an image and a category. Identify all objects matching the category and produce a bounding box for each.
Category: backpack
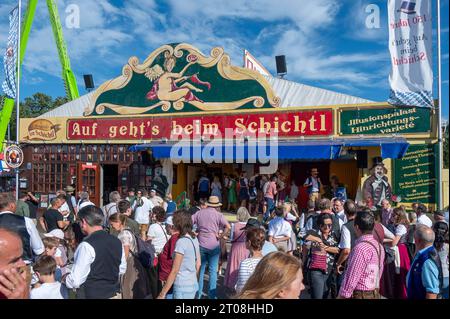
[199,178,209,192]
[124,229,155,268]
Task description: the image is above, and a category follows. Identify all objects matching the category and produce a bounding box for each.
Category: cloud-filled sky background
[0,0,448,120]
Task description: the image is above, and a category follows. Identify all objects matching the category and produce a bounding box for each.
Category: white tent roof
[39,91,94,118]
[264,76,374,108]
[39,76,374,118]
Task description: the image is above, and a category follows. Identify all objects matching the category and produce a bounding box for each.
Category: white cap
[150,189,156,193]
[44,229,64,240]
[166,216,174,226]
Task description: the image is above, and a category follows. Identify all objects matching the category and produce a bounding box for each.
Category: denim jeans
[442,277,449,299]
[197,245,221,299]
[264,197,275,220]
[309,270,332,299]
[173,282,198,299]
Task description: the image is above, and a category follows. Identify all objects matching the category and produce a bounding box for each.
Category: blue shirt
[262,241,278,256]
[407,246,441,294]
[173,235,200,287]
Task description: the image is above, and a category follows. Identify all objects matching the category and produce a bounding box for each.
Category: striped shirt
[339,234,385,298]
[235,257,262,293]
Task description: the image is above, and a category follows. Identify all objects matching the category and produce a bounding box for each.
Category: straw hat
[64,185,75,193]
[206,196,222,207]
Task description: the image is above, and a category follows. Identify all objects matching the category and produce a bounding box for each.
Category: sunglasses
[321,224,332,228]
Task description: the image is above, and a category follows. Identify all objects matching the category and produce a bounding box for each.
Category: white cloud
[1,0,437,103]
[343,0,388,43]
[168,0,340,32]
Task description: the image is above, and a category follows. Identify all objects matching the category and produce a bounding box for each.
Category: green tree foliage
[1,93,69,141]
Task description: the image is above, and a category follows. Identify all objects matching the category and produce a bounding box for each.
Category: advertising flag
[2,6,20,99]
[388,0,433,108]
[243,50,271,76]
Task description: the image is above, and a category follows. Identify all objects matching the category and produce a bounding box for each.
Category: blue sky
[0,0,448,120]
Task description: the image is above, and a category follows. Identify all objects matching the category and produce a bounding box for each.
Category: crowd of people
[0,168,448,300]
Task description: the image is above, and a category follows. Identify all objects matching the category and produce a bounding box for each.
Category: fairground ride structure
[0,0,80,152]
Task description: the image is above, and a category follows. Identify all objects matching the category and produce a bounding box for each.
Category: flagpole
[15,0,21,200]
[437,0,443,210]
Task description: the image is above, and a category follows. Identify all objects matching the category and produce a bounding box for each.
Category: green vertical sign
[393,144,438,205]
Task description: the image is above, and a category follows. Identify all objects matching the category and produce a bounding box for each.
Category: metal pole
[15,0,22,200]
[437,0,443,210]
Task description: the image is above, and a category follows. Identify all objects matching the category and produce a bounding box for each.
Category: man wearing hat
[61,186,77,222]
[192,195,231,299]
[362,157,393,210]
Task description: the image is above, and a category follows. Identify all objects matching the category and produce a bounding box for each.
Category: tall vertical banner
[388,0,433,108]
[1,6,19,99]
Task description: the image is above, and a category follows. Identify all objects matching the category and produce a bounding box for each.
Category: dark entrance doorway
[103,164,119,205]
[290,161,330,209]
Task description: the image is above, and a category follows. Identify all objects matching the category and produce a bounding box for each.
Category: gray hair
[0,193,16,211]
[415,224,435,245]
[237,207,251,222]
[80,192,89,200]
[78,205,104,227]
[109,191,121,203]
[50,198,59,207]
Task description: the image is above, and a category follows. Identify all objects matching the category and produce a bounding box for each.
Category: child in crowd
[44,229,69,275]
[42,237,63,281]
[31,256,68,299]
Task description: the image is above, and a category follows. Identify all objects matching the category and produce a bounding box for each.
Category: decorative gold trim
[85,43,281,116]
[96,101,171,115]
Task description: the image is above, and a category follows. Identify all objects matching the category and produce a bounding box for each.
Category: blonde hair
[237,207,250,223]
[236,252,302,299]
[42,237,59,250]
[282,202,292,213]
[393,207,410,226]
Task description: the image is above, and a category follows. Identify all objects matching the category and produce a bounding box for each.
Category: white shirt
[77,200,95,211]
[417,214,433,228]
[395,224,408,237]
[298,213,306,231]
[285,212,297,222]
[0,211,45,260]
[268,216,292,238]
[382,224,395,240]
[150,195,164,207]
[339,224,352,249]
[101,202,118,227]
[65,240,126,289]
[133,196,154,225]
[59,202,70,216]
[103,202,118,219]
[336,210,347,224]
[30,282,68,299]
[235,257,262,293]
[305,176,320,192]
[147,223,170,255]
